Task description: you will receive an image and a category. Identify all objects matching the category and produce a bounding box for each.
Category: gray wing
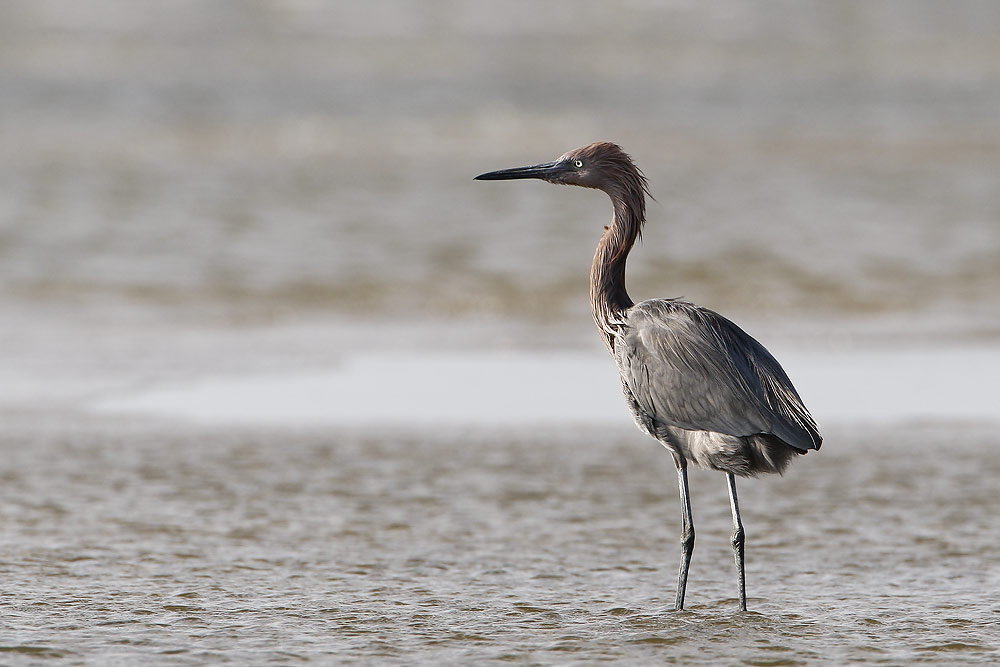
[615,299,821,451]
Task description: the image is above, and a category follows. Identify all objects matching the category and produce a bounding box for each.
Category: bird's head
[475,142,649,200]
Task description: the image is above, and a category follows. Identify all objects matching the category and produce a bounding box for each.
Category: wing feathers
[616,299,821,451]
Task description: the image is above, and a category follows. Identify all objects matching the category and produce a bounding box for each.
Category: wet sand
[92,344,1000,427]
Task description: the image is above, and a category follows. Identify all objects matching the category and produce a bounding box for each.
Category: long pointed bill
[474,161,565,181]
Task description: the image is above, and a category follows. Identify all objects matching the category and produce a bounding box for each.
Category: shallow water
[1,419,998,664]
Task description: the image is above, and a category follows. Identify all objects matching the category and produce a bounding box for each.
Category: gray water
[1,419,998,664]
[2,0,999,330]
[3,1,1000,664]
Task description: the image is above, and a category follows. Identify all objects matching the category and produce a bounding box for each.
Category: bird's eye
[574,160,584,169]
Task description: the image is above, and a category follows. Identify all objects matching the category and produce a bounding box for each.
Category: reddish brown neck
[590,189,644,351]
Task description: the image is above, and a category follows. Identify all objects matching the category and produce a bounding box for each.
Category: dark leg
[674,463,695,610]
[727,473,747,611]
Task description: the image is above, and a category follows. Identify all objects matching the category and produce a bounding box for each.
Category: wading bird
[475,142,822,611]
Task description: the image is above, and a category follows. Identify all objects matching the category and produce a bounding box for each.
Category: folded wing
[616,299,822,451]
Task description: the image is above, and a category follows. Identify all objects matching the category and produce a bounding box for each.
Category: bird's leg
[673,462,695,611]
[727,473,747,611]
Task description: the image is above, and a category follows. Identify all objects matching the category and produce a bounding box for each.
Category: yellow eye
[574,160,584,168]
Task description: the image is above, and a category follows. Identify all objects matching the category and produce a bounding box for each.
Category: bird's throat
[589,200,640,350]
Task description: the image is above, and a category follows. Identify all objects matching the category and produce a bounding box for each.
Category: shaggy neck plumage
[590,183,645,351]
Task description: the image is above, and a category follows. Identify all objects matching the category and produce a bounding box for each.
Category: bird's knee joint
[681,529,695,551]
[731,527,745,550]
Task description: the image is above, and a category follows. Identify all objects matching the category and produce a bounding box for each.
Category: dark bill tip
[474,161,564,181]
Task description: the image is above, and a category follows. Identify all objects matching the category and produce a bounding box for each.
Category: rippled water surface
[2,420,998,664]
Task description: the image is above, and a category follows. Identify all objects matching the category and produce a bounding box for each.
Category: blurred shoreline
[2,303,996,428]
[91,340,1000,429]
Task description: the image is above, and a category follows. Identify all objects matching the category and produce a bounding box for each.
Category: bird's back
[613,299,821,474]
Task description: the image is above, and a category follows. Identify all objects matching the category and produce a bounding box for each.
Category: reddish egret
[475,142,822,611]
